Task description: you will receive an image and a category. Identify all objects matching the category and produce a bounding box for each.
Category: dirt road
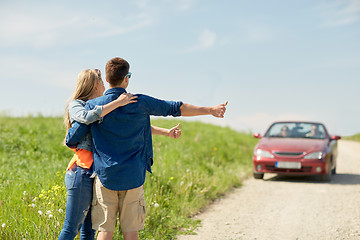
[177,140,360,240]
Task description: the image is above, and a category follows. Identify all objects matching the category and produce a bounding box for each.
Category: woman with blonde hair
[58,69,181,239]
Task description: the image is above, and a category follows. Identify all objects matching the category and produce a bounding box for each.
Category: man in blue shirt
[66,57,227,240]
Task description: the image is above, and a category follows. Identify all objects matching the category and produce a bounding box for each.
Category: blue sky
[1,0,359,136]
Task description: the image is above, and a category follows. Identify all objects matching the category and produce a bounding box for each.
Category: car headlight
[304,151,323,159]
[254,149,274,158]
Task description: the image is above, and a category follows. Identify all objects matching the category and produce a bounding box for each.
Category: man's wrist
[208,106,213,115]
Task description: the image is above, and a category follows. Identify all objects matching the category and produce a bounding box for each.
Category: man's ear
[121,77,129,87]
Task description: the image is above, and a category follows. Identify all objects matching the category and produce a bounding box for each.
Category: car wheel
[253,172,264,179]
[320,164,332,182]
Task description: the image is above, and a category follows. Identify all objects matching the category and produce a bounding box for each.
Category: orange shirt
[66,148,93,170]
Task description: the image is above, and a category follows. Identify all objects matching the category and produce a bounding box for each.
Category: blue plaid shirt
[66,87,183,191]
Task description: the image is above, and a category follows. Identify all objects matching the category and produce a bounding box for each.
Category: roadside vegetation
[343,133,360,142]
[0,116,257,239]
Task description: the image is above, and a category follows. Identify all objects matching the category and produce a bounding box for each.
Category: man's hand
[210,101,228,118]
[168,123,182,139]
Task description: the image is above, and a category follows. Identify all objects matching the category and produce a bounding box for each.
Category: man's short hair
[105,57,130,86]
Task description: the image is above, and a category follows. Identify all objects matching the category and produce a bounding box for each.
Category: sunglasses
[124,72,132,79]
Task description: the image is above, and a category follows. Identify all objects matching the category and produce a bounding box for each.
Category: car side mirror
[331,135,341,141]
[253,133,262,138]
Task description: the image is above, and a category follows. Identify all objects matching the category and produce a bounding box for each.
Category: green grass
[343,133,360,142]
[0,117,257,239]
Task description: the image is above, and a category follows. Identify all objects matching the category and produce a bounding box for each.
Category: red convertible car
[252,121,341,181]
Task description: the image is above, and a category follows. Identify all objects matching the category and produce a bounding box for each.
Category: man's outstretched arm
[180,101,228,118]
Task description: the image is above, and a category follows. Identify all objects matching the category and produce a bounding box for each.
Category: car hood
[257,137,327,153]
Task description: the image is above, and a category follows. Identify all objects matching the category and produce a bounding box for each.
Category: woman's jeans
[58,166,96,240]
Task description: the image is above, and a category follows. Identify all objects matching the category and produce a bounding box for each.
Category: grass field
[0,116,257,239]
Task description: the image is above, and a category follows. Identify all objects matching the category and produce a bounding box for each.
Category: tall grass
[0,117,257,239]
[343,133,360,142]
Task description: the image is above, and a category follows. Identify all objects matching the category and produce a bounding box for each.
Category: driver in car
[279,125,290,137]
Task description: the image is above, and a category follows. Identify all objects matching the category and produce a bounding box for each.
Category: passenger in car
[306,124,322,138]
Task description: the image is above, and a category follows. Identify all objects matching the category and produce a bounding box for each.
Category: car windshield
[264,122,327,139]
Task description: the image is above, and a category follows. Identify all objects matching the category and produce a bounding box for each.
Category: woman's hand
[168,123,182,139]
[116,93,138,106]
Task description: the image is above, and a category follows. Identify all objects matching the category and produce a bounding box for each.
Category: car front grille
[265,165,312,173]
[273,151,304,156]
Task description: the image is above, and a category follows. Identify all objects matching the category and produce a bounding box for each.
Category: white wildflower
[1,223,6,228]
[58,208,63,213]
[46,210,52,215]
[38,210,43,216]
[48,214,53,219]
[31,204,36,208]
[154,203,159,208]
[23,191,27,195]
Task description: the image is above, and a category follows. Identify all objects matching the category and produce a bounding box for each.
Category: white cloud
[184,29,217,53]
[134,0,149,8]
[229,112,342,135]
[303,56,360,70]
[199,29,217,49]
[134,0,196,12]
[160,0,197,11]
[232,112,316,134]
[183,112,317,135]
[317,0,360,27]
[175,0,197,11]
[0,4,153,48]
[96,14,154,38]
[235,22,276,44]
[0,53,78,91]
[0,7,79,48]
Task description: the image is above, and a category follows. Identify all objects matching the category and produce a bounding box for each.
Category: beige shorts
[91,176,146,233]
